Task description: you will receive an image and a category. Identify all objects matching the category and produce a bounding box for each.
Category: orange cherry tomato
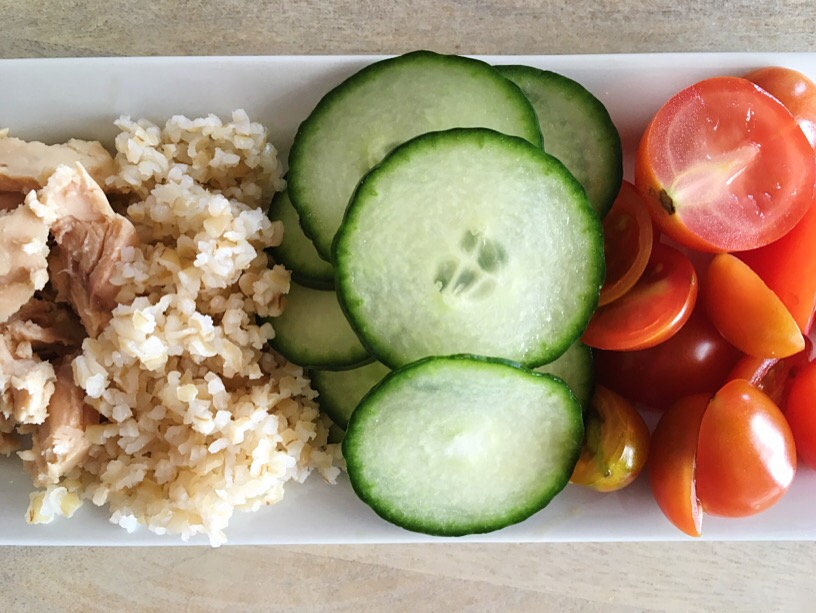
[570,385,650,492]
[635,76,815,252]
[785,361,816,470]
[598,181,653,306]
[745,66,816,151]
[739,199,816,335]
[583,243,697,351]
[703,254,805,359]
[696,379,796,518]
[648,394,709,537]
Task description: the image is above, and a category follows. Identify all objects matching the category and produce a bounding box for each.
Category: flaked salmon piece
[48,217,137,337]
[0,412,18,454]
[4,296,85,356]
[23,357,98,486]
[0,435,17,455]
[0,133,114,193]
[0,191,24,211]
[0,196,51,324]
[0,331,55,426]
[39,162,115,223]
[35,164,139,337]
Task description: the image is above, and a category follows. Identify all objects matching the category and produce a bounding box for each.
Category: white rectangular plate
[1,53,815,545]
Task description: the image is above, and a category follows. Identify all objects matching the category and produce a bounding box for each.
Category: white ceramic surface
[1,53,815,545]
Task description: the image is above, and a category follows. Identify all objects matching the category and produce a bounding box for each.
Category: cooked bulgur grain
[24,111,340,546]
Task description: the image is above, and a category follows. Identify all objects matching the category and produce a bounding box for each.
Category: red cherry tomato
[583,243,697,351]
[635,76,816,252]
[782,361,816,470]
[598,181,653,307]
[704,254,805,359]
[570,385,650,492]
[696,379,796,518]
[648,394,709,537]
[739,199,816,335]
[745,66,816,151]
[595,302,741,410]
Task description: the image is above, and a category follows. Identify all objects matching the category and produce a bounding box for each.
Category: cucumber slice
[496,65,623,217]
[327,422,346,444]
[289,50,543,260]
[335,128,604,369]
[343,355,584,536]
[268,189,334,289]
[267,282,369,370]
[534,342,594,411]
[312,361,391,429]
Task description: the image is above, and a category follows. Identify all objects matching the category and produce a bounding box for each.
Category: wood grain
[2,543,815,611]
[0,0,813,57]
[1,1,815,611]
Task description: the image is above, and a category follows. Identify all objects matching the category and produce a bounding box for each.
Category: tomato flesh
[704,253,804,359]
[598,181,653,306]
[785,361,816,470]
[746,66,816,151]
[635,76,815,252]
[648,394,709,537]
[570,385,650,492]
[595,302,741,410]
[696,379,796,518]
[583,243,697,351]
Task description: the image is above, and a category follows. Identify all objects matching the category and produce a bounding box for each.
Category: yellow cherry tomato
[570,385,650,492]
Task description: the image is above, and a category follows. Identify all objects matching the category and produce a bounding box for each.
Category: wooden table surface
[1,1,815,611]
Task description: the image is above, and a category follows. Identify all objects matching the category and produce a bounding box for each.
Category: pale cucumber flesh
[343,356,584,536]
[289,51,543,260]
[268,189,334,289]
[267,282,369,370]
[311,361,391,429]
[496,65,623,217]
[335,128,604,369]
[534,341,594,411]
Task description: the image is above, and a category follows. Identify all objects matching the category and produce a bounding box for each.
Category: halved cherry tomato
[635,76,816,252]
[595,302,741,409]
[745,66,816,150]
[570,385,650,492]
[583,243,697,351]
[598,181,653,306]
[727,355,782,400]
[704,254,805,358]
[696,379,796,518]
[739,199,816,335]
[782,361,816,470]
[648,394,709,537]
[725,340,810,410]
